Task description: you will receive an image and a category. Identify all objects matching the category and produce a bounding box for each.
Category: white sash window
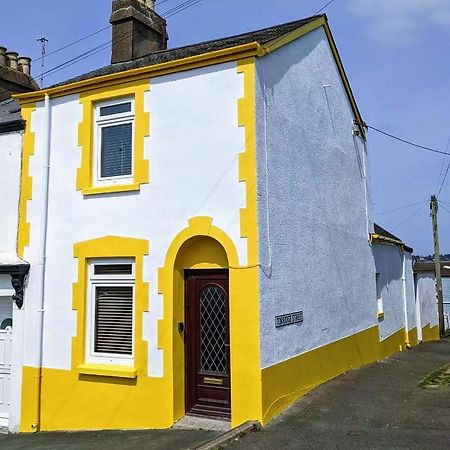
[86,259,135,365]
[94,98,135,187]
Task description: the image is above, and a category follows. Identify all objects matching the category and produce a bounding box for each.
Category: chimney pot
[110,0,168,64]
[0,47,7,66]
[5,51,19,70]
[18,56,32,76]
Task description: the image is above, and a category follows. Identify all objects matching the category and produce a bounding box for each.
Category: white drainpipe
[33,93,52,431]
[402,251,411,348]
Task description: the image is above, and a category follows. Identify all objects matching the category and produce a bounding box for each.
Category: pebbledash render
[10,0,439,433]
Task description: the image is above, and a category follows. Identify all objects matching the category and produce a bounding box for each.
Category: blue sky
[2,0,450,255]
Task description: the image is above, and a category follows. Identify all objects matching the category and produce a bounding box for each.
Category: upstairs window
[94,98,134,186]
[86,259,135,365]
[376,273,384,319]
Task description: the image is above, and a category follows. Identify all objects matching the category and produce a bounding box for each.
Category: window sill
[77,363,138,379]
[82,183,141,196]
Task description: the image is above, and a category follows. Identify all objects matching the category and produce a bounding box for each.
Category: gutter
[13,42,262,103]
[370,233,413,254]
[0,119,25,134]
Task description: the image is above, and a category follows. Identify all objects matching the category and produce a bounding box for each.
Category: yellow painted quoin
[17,103,36,258]
[77,80,150,195]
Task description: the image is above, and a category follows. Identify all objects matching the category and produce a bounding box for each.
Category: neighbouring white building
[414,260,447,335]
[0,46,38,430]
[5,0,441,433]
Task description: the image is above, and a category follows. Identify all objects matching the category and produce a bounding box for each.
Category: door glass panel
[199,285,227,373]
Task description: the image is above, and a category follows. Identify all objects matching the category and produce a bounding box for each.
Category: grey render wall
[372,243,406,340]
[416,272,439,328]
[255,27,376,369]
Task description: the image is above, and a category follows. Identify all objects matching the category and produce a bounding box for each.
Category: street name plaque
[275,311,303,328]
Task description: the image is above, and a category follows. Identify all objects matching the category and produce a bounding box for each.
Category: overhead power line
[391,203,427,232]
[436,135,450,198]
[33,26,111,64]
[434,135,450,194]
[438,201,450,215]
[374,200,428,217]
[367,125,448,156]
[314,0,337,15]
[0,0,206,101]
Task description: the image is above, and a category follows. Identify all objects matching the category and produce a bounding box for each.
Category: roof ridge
[140,14,323,60]
[50,14,325,88]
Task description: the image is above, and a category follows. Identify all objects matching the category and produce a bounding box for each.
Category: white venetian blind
[94,285,133,355]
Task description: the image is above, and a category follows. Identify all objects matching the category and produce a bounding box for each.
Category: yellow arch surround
[157,217,263,427]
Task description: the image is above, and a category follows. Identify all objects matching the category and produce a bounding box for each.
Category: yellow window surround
[72,236,149,378]
[77,80,150,195]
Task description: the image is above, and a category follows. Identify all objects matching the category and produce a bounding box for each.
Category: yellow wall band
[261,325,409,425]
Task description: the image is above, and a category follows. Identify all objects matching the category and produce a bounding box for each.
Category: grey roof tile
[52,15,322,87]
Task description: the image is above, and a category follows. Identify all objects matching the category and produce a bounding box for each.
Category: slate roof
[414,260,450,276]
[0,97,24,132]
[373,223,413,254]
[53,15,323,87]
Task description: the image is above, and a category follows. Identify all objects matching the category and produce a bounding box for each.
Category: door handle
[178,322,185,333]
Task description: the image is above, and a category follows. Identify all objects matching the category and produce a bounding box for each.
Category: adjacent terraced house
[8,0,439,433]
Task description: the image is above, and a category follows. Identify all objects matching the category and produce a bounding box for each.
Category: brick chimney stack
[110,0,168,64]
[0,46,38,98]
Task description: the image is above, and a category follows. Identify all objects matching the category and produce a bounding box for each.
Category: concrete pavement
[228,339,450,449]
[0,428,220,449]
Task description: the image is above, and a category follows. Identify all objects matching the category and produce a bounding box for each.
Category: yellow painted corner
[77,80,150,196]
[237,57,258,266]
[17,103,36,258]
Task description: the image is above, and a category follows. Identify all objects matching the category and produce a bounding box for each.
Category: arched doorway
[174,236,231,419]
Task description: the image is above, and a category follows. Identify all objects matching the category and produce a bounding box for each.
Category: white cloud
[348,0,450,46]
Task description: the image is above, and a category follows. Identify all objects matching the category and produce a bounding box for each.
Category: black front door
[185,269,231,419]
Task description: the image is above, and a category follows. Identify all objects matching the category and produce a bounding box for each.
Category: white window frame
[86,258,135,366]
[93,97,135,187]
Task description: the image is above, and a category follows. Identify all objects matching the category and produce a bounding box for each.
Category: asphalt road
[228,339,450,449]
[0,428,219,450]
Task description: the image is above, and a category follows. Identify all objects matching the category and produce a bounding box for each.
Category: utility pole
[431,195,445,338]
[37,36,48,88]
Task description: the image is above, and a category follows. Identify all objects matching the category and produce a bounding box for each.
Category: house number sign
[275,311,303,328]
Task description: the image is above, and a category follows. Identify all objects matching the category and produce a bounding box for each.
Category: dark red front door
[185,269,231,419]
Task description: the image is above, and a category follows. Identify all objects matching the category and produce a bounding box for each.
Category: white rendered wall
[416,272,439,329]
[404,252,417,333]
[0,130,24,431]
[255,28,377,368]
[372,244,405,341]
[23,62,246,377]
[0,131,22,254]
